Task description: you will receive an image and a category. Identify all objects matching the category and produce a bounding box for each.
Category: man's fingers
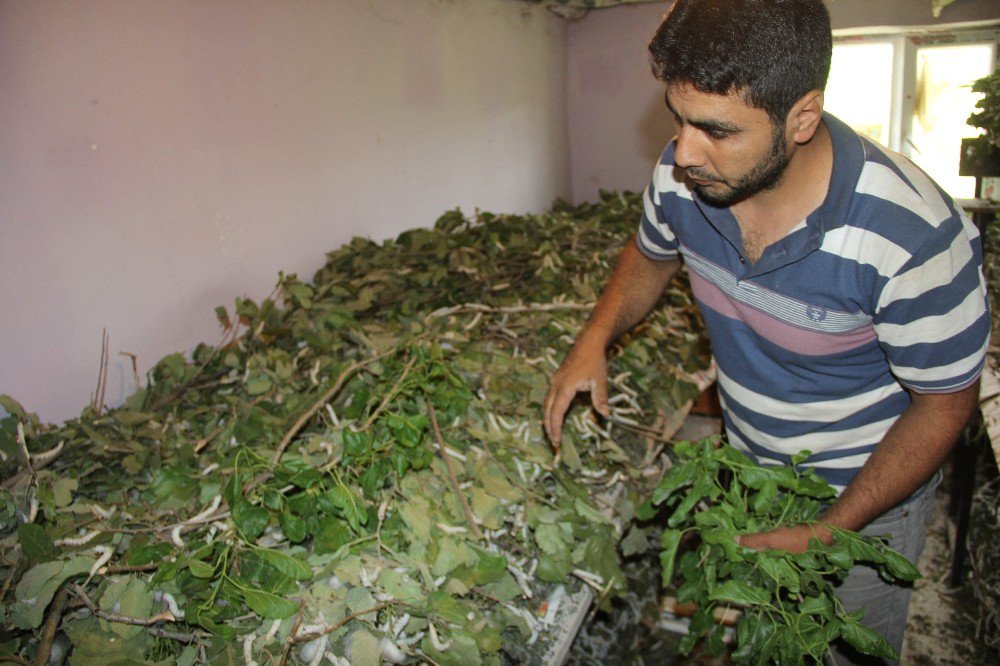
[590,377,610,417]
[543,383,573,447]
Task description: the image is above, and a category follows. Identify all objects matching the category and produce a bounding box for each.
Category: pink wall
[566,0,1000,203]
[0,0,570,422]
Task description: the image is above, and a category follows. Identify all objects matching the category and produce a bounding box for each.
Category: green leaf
[254,548,312,581]
[186,559,216,579]
[51,478,78,508]
[707,580,772,608]
[99,576,153,638]
[346,628,382,666]
[12,557,94,629]
[232,502,269,540]
[534,523,568,556]
[473,551,507,585]
[18,523,57,563]
[240,588,298,619]
[280,511,308,543]
[659,529,683,586]
[313,520,352,555]
[840,619,899,659]
[345,586,378,621]
[879,547,921,582]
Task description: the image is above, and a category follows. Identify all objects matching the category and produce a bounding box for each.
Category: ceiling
[520,0,955,20]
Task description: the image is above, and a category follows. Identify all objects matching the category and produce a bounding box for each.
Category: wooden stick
[69,584,178,626]
[426,401,484,540]
[271,352,390,467]
[291,601,399,642]
[361,353,419,431]
[35,585,70,666]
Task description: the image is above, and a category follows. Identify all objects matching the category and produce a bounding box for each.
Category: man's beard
[693,124,791,208]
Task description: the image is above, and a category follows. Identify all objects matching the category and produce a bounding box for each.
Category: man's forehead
[664,82,765,122]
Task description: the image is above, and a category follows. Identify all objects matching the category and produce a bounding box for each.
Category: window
[825,24,999,199]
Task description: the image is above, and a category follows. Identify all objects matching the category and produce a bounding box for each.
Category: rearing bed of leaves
[0,192,710,665]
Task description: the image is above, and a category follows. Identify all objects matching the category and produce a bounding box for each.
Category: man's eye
[706,129,730,140]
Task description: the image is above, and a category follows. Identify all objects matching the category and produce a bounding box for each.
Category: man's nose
[673,128,703,169]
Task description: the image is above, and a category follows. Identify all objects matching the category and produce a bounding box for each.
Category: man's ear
[787,89,824,144]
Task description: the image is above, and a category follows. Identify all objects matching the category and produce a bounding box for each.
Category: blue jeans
[825,471,941,665]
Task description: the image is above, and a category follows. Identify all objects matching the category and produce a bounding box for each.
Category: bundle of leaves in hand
[637,438,921,664]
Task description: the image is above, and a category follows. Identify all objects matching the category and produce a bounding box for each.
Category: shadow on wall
[638,91,674,167]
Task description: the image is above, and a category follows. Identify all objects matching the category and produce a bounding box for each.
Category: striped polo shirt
[638,112,989,489]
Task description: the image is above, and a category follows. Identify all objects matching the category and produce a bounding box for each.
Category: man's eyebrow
[663,90,742,134]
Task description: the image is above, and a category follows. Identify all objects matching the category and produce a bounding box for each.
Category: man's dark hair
[649,0,832,124]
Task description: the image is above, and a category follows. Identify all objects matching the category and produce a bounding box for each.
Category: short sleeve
[873,210,989,393]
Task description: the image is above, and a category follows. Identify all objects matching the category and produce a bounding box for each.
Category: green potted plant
[960,68,1000,181]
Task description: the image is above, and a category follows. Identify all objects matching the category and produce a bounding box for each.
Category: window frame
[831,22,1000,161]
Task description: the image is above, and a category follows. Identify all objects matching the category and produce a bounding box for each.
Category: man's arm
[739,381,980,552]
[543,238,681,447]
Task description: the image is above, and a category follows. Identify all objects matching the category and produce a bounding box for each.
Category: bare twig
[271,352,392,467]
[426,400,484,540]
[104,560,166,575]
[291,601,400,643]
[120,351,140,393]
[278,602,307,666]
[69,584,178,626]
[35,585,70,666]
[91,328,110,417]
[0,656,32,665]
[361,353,419,431]
[429,301,594,319]
[147,627,205,644]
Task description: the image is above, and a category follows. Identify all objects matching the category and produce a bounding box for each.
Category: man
[543,0,989,663]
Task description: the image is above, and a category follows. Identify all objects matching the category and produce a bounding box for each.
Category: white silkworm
[200,463,220,477]
[308,643,326,666]
[186,494,222,525]
[462,312,483,331]
[433,575,447,590]
[378,500,389,523]
[87,545,114,583]
[428,622,452,652]
[396,631,424,647]
[578,467,607,479]
[542,585,565,626]
[436,444,466,462]
[325,404,340,426]
[458,480,473,490]
[572,568,604,584]
[380,638,406,663]
[514,458,527,483]
[89,503,115,519]
[310,359,321,385]
[436,523,467,535]
[507,561,533,599]
[55,529,101,547]
[263,619,282,642]
[392,613,411,638]
[242,634,257,666]
[170,526,185,548]
[158,592,185,619]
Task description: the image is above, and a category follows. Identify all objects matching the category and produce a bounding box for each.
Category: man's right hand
[543,340,610,449]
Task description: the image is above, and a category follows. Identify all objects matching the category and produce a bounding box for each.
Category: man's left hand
[737,523,833,554]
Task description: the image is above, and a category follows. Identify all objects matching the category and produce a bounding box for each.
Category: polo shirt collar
[691,111,866,279]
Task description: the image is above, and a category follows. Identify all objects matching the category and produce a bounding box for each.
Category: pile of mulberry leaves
[0,191,710,665]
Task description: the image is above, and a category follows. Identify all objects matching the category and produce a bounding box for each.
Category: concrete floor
[902,474,997,664]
